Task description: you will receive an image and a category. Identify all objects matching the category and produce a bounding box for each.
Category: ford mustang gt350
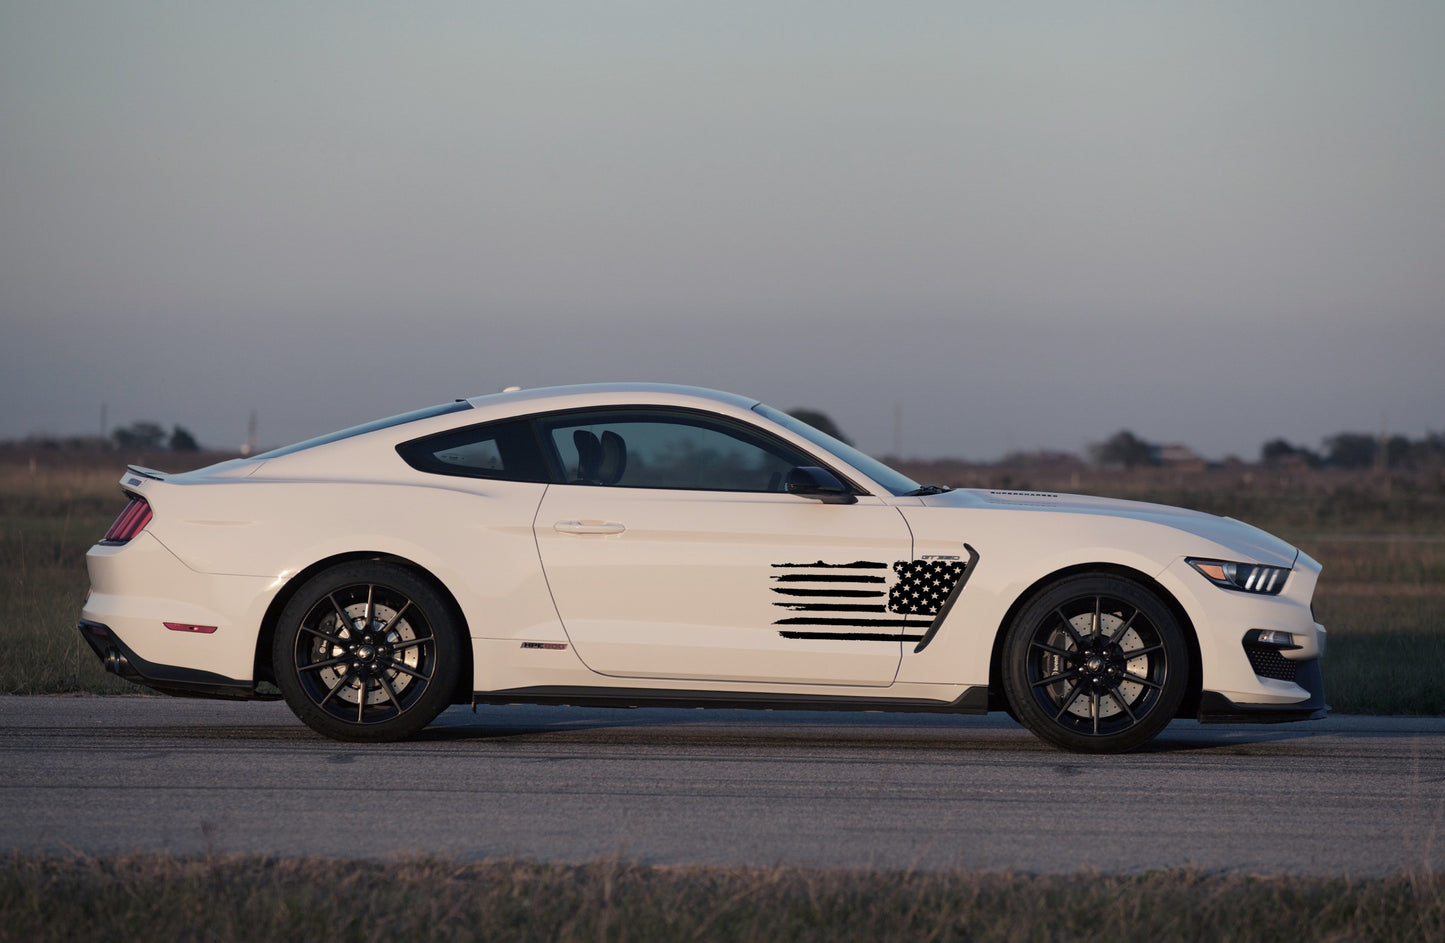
[79,383,1326,752]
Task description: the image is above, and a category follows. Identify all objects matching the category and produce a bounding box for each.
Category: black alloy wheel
[274,562,462,742]
[1002,575,1188,753]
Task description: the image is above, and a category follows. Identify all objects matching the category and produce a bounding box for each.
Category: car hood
[920,488,1300,568]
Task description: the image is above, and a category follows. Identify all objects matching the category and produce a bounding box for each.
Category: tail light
[102,497,152,544]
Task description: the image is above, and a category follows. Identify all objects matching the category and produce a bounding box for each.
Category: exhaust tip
[102,648,129,675]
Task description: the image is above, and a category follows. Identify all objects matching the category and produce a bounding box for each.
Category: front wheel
[273,562,463,742]
[1001,575,1188,753]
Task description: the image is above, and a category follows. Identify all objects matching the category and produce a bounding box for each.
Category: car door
[532,409,918,686]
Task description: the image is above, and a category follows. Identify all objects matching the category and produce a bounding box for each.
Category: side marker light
[164,622,218,634]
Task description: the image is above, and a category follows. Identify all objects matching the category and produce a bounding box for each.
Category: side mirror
[785,466,857,504]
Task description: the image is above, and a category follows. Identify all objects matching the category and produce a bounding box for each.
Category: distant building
[1154,444,1206,472]
[1001,450,1089,472]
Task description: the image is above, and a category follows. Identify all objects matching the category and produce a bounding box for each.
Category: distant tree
[1373,431,1445,468]
[1260,439,1293,464]
[1260,438,1320,467]
[1414,432,1445,466]
[111,421,167,450]
[1380,434,1413,469]
[1089,430,1157,468]
[788,409,852,445]
[169,425,200,451]
[1323,433,1378,469]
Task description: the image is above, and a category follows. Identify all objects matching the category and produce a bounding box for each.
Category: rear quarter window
[396,419,550,482]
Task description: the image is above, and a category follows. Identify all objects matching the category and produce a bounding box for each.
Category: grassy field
[1,854,1442,943]
[1,456,1442,713]
[3,464,135,695]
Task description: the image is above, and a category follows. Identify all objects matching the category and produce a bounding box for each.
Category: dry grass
[1311,594,1445,714]
[1,854,1442,943]
[1,454,1442,713]
[896,460,1445,537]
[0,465,134,695]
[1298,536,1445,714]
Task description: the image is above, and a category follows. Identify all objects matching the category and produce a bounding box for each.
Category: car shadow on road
[93,705,1418,756]
[413,706,1352,755]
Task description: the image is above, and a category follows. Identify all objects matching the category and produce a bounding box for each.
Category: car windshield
[752,403,921,496]
[254,401,472,459]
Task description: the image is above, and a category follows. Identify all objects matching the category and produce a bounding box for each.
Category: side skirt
[472,684,991,714]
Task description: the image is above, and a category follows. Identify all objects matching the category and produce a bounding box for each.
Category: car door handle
[553,520,626,535]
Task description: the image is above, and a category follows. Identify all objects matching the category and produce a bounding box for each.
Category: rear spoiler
[123,465,168,486]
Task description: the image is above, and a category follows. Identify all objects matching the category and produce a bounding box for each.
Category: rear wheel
[273,562,462,742]
[1001,575,1187,753]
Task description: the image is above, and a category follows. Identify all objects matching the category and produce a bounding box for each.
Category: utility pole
[892,403,902,458]
[242,410,258,456]
[1377,414,1390,498]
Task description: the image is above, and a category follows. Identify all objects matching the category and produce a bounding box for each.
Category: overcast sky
[3,1,1441,461]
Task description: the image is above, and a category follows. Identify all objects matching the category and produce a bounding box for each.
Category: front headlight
[1187,558,1290,595]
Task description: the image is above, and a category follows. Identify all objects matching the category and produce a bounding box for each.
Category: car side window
[540,411,810,492]
[396,419,550,482]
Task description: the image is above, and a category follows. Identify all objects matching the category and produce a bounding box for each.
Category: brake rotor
[1042,611,1148,719]
[314,601,421,706]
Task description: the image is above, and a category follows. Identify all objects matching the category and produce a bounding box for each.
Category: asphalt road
[3,695,1442,875]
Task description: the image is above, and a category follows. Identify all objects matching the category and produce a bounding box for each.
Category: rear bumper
[1197,657,1327,724]
[78,620,278,701]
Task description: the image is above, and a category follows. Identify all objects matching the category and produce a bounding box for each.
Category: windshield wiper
[904,484,952,496]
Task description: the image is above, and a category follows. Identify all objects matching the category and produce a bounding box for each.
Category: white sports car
[80,384,1326,752]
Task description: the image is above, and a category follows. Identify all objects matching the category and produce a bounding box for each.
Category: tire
[1001,575,1187,754]
[273,562,463,742]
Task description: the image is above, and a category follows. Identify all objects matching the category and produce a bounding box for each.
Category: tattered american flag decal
[770,555,973,643]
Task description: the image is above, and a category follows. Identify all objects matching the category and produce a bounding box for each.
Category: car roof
[212,384,769,479]
[461,383,762,419]
[178,381,919,497]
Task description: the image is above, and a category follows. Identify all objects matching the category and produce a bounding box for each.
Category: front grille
[1244,643,1298,682]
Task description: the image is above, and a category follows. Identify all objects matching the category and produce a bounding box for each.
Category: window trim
[752,403,920,497]
[258,401,473,461]
[528,405,871,495]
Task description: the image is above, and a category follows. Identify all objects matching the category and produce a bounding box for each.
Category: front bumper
[1157,552,1328,722]
[1196,657,1327,724]
[78,620,278,701]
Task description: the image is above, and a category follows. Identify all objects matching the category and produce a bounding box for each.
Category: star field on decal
[888,560,967,618]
